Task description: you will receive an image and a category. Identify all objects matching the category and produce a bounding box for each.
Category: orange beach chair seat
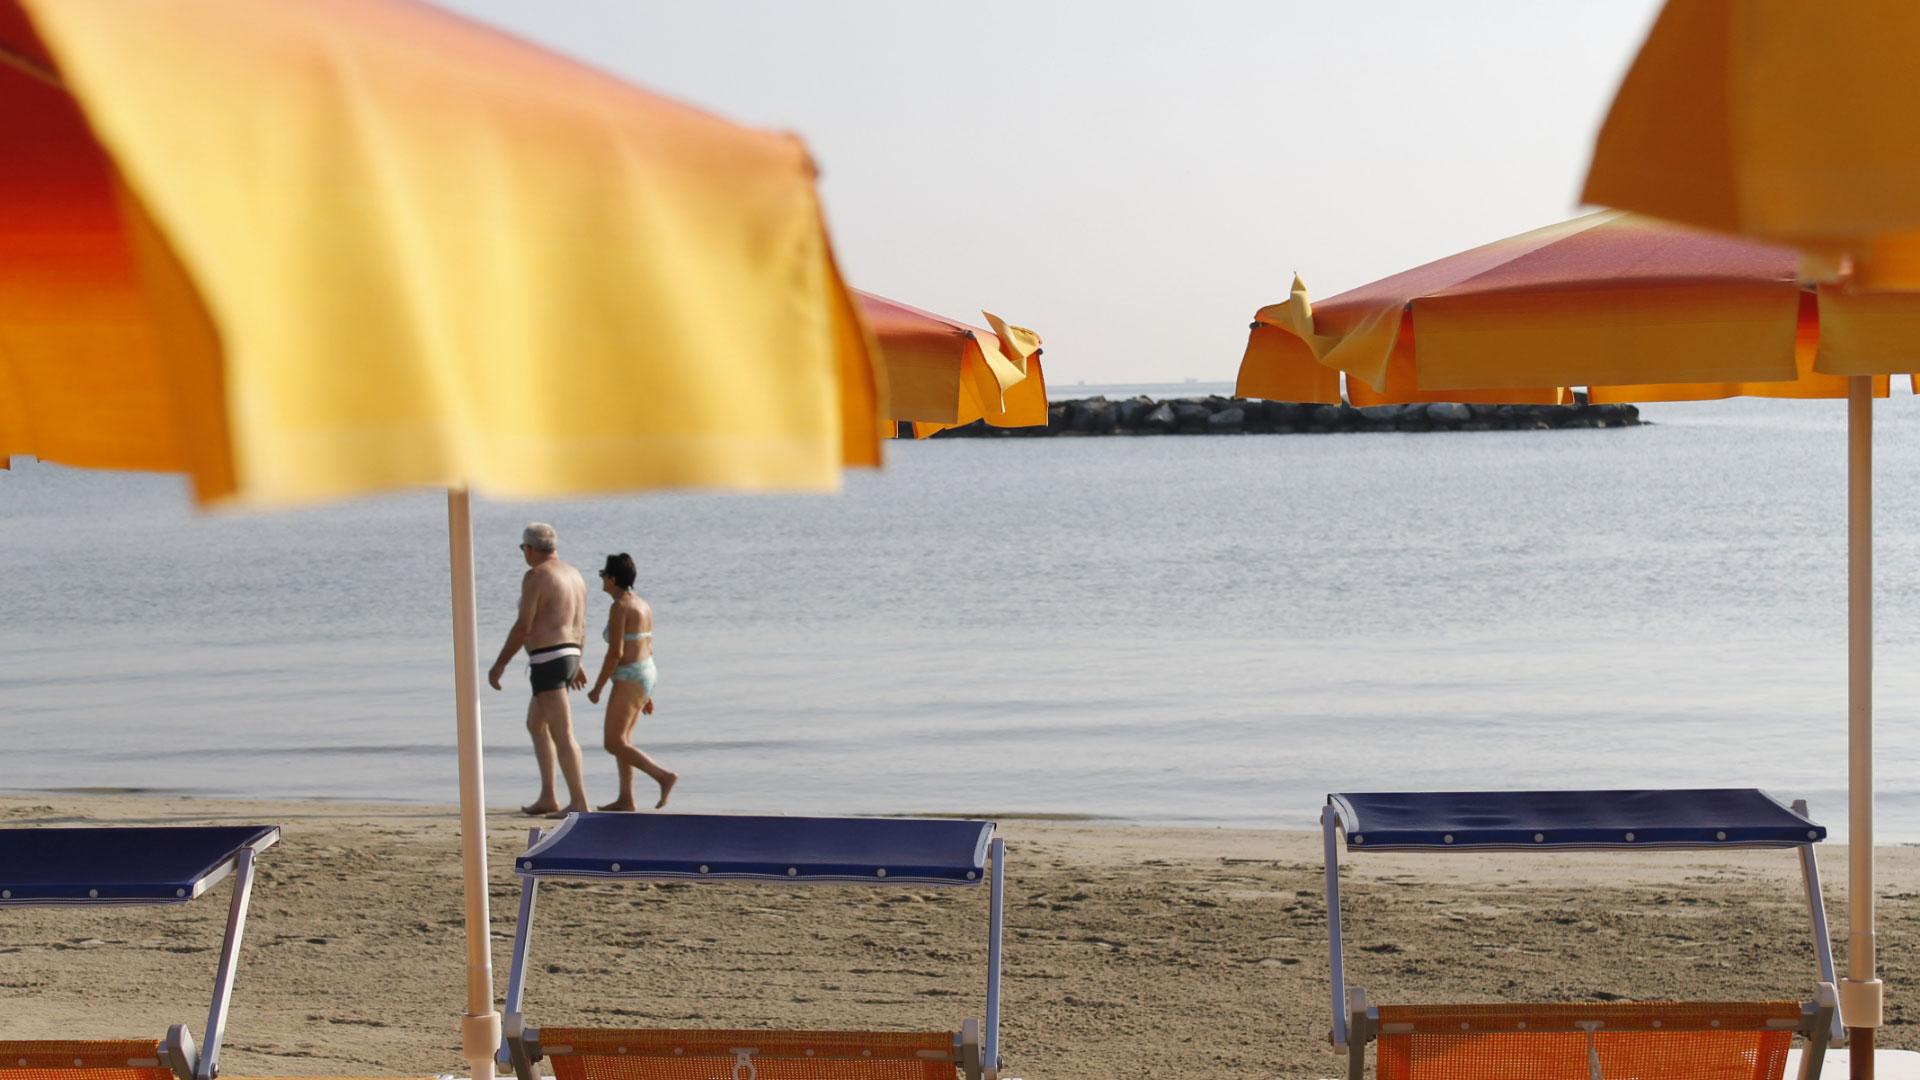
[532,1026,971,1080]
[1367,1001,1808,1080]
[0,1040,175,1080]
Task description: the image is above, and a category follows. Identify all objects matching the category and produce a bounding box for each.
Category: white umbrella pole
[448,488,500,1080]
[1845,377,1882,1078]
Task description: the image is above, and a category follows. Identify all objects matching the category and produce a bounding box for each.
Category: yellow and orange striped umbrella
[0,4,881,1078]
[858,291,1045,438]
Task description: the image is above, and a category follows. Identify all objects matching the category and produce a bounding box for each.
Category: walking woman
[586,553,677,809]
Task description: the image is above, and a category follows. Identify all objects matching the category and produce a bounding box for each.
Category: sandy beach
[0,794,1913,1079]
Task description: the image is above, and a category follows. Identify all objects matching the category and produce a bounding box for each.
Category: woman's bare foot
[597,798,639,812]
[543,802,589,820]
[655,773,678,809]
[520,800,560,816]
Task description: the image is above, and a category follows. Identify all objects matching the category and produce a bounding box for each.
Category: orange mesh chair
[499,814,1004,1080]
[0,826,279,1080]
[1322,790,1839,1080]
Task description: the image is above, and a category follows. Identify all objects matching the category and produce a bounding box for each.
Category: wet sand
[0,794,1914,1078]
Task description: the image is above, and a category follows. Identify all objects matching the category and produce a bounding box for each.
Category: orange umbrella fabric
[858,291,1045,438]
[1584,0,1920,290]
[0,0,881,506]
[0,4,881,1079]
[1237,211,1919,405]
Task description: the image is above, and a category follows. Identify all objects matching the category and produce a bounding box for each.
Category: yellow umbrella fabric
[1583,0,1920,290]
[1236,211,1917,405]
[0,4,882,1079]
[858,291,1046,438]
[0,0,881,506]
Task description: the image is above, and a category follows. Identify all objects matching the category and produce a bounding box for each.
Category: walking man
[488,522,591,815]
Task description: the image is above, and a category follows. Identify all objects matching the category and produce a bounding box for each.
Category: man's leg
[522,695,559,815]
[533,689,590,812]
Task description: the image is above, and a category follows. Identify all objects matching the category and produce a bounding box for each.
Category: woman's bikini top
[603,626,652,643]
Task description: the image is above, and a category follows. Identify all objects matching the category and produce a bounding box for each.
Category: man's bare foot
[521,800,560,816]
[655,773,678,809]
[597,799,639,812]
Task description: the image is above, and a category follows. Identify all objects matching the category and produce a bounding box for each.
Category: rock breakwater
[924,395,1642,437]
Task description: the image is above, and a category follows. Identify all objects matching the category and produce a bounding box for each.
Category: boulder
[1171,401,1213,432]
[1206,407,1247,433]
[1425,401,1472,425]
[1309,404,1346,431]
[1046,404,1068,434]
[1141,402,1177,433]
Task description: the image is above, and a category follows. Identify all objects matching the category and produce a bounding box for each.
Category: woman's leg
[604,681,676,808]
[597,689,641,811]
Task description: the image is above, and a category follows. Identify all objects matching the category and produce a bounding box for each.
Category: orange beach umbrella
[1237,210,1920,1069]
[1584,1,1920,291]
[858,291,1046,438]
[0,3,880,1077]
[1586,7,1920,1065]
[1238,210,1915,406]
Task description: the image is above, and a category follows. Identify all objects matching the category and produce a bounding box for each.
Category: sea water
[5,389,1920,838]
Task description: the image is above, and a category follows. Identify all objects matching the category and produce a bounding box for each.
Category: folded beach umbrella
[0,3,881,1077]
[1237,209,1920,1072]
[858,291,1046,438]
[1586,9,1920,1068]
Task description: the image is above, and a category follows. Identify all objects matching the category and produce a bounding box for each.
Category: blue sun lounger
[0,825,279,1080]
[1322,789,1838,1080]
[500,812,1006,1080]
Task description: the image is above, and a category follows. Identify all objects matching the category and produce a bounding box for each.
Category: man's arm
[487,572,540,690]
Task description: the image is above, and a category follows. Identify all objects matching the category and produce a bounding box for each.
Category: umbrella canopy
[858,291,1046,438]
[1237,211,1918,405]
[1,3,882,1078]
[1237,211,1920,1072]
[0,0,881,505]
[1584,1,1920,290]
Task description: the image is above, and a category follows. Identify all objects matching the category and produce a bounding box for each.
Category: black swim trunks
[527,643,582,693]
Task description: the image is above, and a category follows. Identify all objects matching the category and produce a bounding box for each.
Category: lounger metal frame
[499,823,1007,1080]
[0,829,275,1080]
[1323,796,1841,1080]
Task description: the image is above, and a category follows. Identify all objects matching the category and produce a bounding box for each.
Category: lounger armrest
[1800,983,1838,1080]
[162,1024,198,1080]
[1346,986,1374,1080]
[503,1015,540,1080]
[959,1018,984,1080]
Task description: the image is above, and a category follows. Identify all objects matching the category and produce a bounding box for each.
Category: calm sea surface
[7,386,1920,838]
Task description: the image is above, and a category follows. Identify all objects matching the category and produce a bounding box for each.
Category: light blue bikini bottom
[612,656,657,695]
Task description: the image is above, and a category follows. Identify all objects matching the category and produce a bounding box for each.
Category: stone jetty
[923,395,1642,437]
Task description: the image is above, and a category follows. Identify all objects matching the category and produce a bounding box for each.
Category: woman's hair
[602,552,637,591]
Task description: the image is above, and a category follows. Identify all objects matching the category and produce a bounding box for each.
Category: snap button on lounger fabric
[698,865,710,873]
[1625,832,1636,841]
[876,868,887,877]
[610,863,621,872]
[1533,833,1545,842]
[1,890,10,899]
[87,889,97,897]
[176,889,186,897]
[1717,831,1728,840]
[1353,835,1365,844]
[786,867,797,876]
[1443,834,1454,844]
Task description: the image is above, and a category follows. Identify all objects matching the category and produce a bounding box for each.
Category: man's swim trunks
[527,643,582,693]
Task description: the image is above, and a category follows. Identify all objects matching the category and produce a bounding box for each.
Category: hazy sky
[440,2,1666,385]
